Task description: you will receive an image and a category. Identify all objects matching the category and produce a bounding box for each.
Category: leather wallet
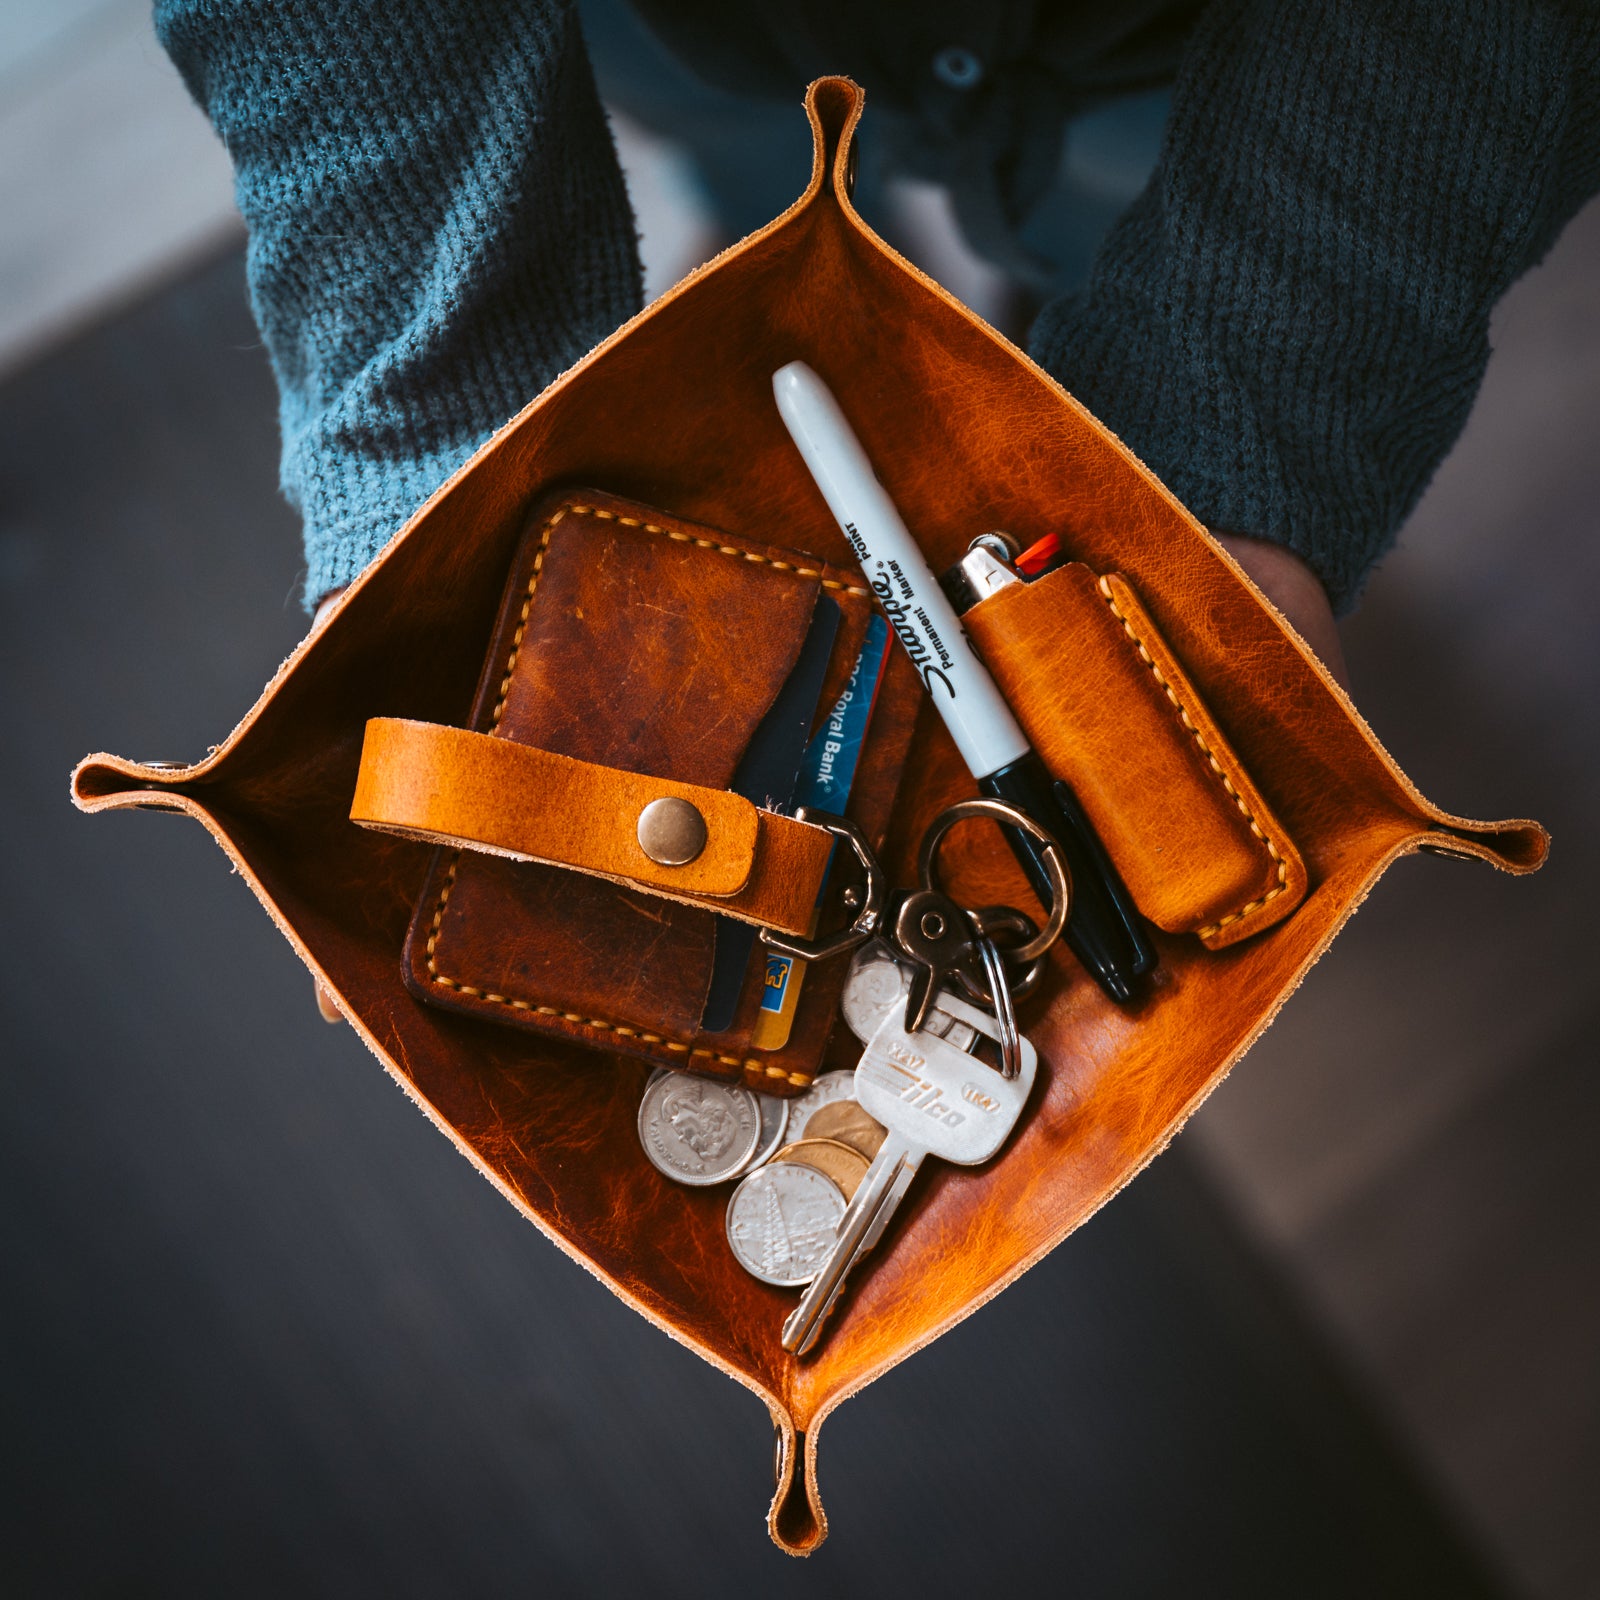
[351,487,922,1092]
[73,78,1548,1553]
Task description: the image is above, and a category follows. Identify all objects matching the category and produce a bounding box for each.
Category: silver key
[781,990,1036,1355]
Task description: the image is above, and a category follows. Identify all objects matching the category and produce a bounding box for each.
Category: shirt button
[931,45,984,90]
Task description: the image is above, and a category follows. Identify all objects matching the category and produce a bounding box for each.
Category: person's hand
[1212,533,1349,692]
[310,585,346,635]
[310,584,347,1023]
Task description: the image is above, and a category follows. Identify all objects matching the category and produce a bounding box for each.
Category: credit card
[752,611,892,1050]
[699,595,841,1034]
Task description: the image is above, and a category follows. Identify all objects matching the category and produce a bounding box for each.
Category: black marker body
[979,755,1156,1003]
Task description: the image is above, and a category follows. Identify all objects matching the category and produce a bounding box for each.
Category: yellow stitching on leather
[1096,576,1289,938]
[426,858,809,1081]
[570,503,869,595]
[423,499,827,1088]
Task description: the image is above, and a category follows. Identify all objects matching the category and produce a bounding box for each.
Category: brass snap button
[636,797,707,867]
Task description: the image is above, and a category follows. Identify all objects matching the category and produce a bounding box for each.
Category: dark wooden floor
[0,246,1569,1598]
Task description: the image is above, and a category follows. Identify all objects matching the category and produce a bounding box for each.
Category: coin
[771,1137,871,1202]
[733,1090,790,1178]
[785,1069,859,1141]
[802,1099,887,1162]
[839,939,909,1043]
[638,1074,762,1186]
[839,940,977,1048]
[725,1163,848,1286]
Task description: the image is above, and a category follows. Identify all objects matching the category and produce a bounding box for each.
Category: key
[781,989,1036,1355]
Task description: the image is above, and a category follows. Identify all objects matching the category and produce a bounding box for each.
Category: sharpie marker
[772,360,1156,1004]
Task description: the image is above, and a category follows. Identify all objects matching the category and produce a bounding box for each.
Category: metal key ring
[916,798,1071,964]
[969,924,1024,1079]
[958,905,1049,1006]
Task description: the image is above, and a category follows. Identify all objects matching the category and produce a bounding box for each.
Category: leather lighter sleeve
[964,562,1308,947]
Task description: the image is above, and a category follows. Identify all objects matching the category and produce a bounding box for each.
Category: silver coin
[733,1091,791,1177]
[638,1074,762,1186]
[840,940,972,1047]
[646,1066,671,1088]
[785,1069,860,1141]
[725,1163,848,1286]
[840,939,911,1043]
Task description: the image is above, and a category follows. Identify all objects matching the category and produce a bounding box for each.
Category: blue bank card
[755,613,892,1042]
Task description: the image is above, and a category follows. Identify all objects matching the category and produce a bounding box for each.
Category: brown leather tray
[72,79,1546,1553]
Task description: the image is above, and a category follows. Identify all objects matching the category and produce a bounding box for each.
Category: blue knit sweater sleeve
[1029,0,1600,612]
[154,0,643,607]
[158,2,1598,615]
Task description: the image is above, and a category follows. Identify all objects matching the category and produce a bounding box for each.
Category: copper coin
[784,1070,857,1140]
[771,1137,871,1203]
[803,1099,887,1162]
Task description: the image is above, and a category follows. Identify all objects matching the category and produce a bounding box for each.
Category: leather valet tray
[73,78,1547,1553]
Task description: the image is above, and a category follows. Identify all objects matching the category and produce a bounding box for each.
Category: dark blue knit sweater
[155,0,1600,611]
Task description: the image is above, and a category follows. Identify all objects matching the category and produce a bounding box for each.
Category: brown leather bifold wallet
[73,78,1549,1553]
[348,488,921,1092]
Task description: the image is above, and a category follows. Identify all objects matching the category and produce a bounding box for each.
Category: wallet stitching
[1096,576,1289,937]
[427,499,841,1087]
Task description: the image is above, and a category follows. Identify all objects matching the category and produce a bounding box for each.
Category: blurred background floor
[1189,194,1600,1600]
[1,15,1595,1598]
[0,0,240,377]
